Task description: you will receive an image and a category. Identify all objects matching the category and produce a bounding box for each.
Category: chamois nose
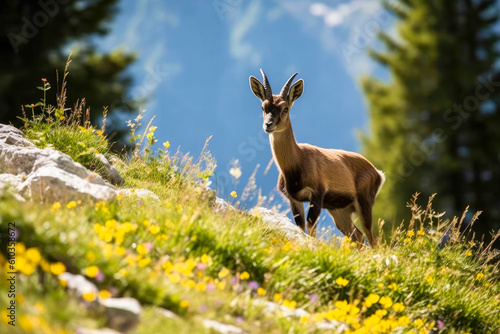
[265,121,273,127]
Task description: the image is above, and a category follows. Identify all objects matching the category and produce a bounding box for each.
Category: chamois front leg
[306,192,324,237]
[290,199,305,232]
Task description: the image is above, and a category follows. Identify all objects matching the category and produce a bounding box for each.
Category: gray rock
[157,307,179,319]
[101,297,142,333]
[0,124,35,148]
[316,321,349,332]
[0,124,116,202]
[202,319,244,334]
[117,188,160,202]
[0,174,25,201]
[250,207,308,244]
[252,299,309,318]
[58,272,98,298]
[213,197,236,213]
[96,153,125,186]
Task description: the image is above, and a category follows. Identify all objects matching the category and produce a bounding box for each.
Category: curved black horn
[260,69,273,101]
[280,72,298,99]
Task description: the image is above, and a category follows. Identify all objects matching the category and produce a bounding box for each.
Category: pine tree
[362,0,500,240]
[0,0,138,145]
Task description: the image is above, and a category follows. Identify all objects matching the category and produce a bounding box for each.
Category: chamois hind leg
[328,208,364,245]
[290,199,305,232]
[355,195,378,248]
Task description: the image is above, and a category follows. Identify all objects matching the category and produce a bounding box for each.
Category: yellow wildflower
[136,243,150,255]
[466,251,472,256]
[98,290,111,300]
[393,302,405,312]
[424,275,434,283]
[163,141,170,148]
[417,229,425,236]
[180,300,189,308]
[336,277,349,287]
[142,220,150,227]
[201,254,211,264]
[365,293,380,307]
[51,202,61,213]
[18,315,33,331]
[404,237,411,243]
[82,291,96,302]
[240,271,250,280]
[414,318,425,328]
[66,201,77,209]
[388,283,397,291]
[115,247,126,256]
[282,242,293,252]
[218,268,230,279]
[85,266,99,278]
[196,282,207,292]
[476,273,484,280]
[25,248,41,265]
[257,287,266,296]
[149,225,160,235]
[300,315,310,323]
[138,258,151,267]
[283,299,296,310]
[379,296,393,309]
[217,281,226,290]
[398,316,411,326]
[59,279,68,287]
[163,261,173,274]
[17,258,35,275]
[50,262,66,275]
[149,126,157,133]
[274,293,283,303]
[169,273,181,284]
[407,231,415,237]
[230,191,237,198]
[105,219,117,229]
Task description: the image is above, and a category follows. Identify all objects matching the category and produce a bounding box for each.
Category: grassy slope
[0,115,499,334]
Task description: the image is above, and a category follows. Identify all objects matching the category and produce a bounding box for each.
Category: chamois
[249,70,385,247]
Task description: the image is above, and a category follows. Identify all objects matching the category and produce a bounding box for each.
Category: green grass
[0,75,499,333]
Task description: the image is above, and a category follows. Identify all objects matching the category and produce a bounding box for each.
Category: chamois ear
[288,79,304,105]
[249,76,266,101]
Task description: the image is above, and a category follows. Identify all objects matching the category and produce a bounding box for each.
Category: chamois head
[249,69,304,134]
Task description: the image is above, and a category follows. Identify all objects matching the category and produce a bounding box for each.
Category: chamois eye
[283,108,289,113]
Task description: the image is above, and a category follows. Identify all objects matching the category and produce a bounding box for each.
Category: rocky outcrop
[0,124,116,202]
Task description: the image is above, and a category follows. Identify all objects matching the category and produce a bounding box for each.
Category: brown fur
[250,75,384,247]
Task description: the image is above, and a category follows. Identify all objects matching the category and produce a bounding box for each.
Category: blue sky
[96,0,395,231]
